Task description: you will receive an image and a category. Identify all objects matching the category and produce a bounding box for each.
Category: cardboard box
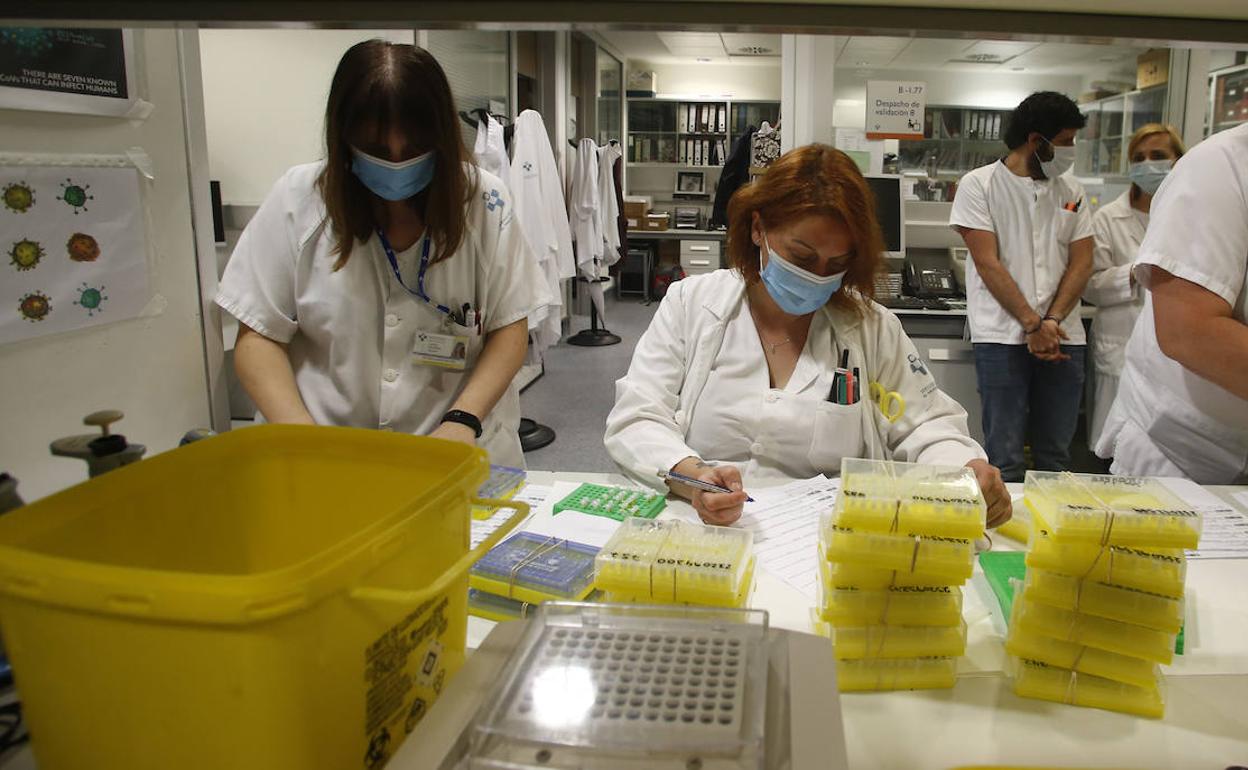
[643,212,670,231]
[1137,49,1169,90]
[623,200,649,221]
[627,70,657,97]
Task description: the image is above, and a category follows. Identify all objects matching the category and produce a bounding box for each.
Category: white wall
[632,60,781,101]
[0,30,211,500]
[833,68,1084,129]
[200,29,414,207]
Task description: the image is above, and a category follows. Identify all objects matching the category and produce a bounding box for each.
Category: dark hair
[1003,91,1088,150]
[725,144,883,315]
[316,40,475,270]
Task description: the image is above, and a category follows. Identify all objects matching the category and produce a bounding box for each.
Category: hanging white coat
[604,270,986,490]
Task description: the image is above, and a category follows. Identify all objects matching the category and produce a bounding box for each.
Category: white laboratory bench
[407,471,1248,770]
[4,473,1245,769]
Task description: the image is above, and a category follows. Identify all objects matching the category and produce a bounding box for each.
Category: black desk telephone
[905,261,960,298]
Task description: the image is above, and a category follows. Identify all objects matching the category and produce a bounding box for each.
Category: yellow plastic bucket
[0,425,527,770]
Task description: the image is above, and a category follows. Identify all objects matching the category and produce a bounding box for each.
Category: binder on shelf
[687,103,697,133]
[678,140,686,165]
[694,140,702,166]
[678,104,688,134]
[992,114,1002,140]
[717,104,727,132]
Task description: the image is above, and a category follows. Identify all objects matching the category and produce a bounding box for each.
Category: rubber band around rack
[506,535,565,600]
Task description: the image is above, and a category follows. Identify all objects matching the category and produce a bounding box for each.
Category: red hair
[725,144,884,314]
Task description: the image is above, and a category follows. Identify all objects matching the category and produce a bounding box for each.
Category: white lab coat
[604,270,986,490]
[510,110,575,351]
[1097,124,1248,483]
[569,138,602,278]
[473,115,511,191]
[216,162,551,468]
[597,142,623,268]
[1084,191,1147,450]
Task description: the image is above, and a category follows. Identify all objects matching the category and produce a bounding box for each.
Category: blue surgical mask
[350,146,436,201]
[1128,159,1173,195]
[759,233,846,315]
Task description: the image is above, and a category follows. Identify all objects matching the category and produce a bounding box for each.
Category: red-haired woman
[216,40,549,467]
[605,145,1009,526]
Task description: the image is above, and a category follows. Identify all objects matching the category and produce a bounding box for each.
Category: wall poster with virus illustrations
[0,28,144,118]
[0,159,150,345]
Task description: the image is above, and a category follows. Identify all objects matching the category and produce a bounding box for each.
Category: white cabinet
[679,239,721,276]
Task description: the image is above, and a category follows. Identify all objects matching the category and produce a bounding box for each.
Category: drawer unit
[679,239,722,275]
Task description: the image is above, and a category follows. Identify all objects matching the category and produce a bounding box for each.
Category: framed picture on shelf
[674,170,708,198]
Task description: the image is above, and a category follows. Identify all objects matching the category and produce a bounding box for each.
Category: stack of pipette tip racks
[595,518,756,608]
[817,459,986,692]
[1007,471,1202,718]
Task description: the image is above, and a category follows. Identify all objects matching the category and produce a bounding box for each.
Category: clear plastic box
[1012,596,1175,665]
[1022,568,1184,633]
[818,584,964,627]
[463,602,770,769]
[819,547,960,589]
[1026,519,1186,598]
[834,459,986,540]
[595,518,754,608]
[470,532,600,605]
[820,518,975,583]
[1012,657,1165,718]
[828,621,967,660]
[1005,622,1160,690]
[1024,471,1201,549]
[835,656,957,692]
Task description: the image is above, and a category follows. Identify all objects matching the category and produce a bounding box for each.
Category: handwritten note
[734,477,841,600]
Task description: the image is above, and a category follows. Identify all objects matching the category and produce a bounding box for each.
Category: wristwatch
[440,409,483,438]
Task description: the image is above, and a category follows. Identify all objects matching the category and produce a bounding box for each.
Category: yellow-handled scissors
[869,381,906,423]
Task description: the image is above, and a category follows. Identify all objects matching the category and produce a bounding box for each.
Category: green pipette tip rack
[553,483,666,521]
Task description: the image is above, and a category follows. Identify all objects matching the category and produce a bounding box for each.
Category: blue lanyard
[376,229,452,317]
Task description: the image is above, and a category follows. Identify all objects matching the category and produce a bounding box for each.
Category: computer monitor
[865,174,905,257]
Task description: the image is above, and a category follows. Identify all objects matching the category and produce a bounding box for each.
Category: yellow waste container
[0,425,527,770]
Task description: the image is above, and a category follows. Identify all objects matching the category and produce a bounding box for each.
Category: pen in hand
[657,470,755,503]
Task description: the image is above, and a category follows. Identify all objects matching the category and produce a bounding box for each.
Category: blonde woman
[1085,124,1185,452]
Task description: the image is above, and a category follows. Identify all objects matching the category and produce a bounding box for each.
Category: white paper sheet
[520,480,633,549]
[1157,477,1248,560]
[733,476,841,601]
[470,484,550,549]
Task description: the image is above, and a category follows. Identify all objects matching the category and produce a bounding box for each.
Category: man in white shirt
[949,92,1094,482]
[1097,123,1248,484]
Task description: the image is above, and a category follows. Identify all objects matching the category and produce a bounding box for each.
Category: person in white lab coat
[605,145,1011,526]
[216,40,549,467]
[1084,124,1185,452]
[1096,123,1248,484]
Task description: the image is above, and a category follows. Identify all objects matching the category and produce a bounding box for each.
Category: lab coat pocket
[1055,209,1079,246]
[807,401,866,474]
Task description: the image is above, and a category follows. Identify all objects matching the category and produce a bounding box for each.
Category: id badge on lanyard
[378,230,470,371]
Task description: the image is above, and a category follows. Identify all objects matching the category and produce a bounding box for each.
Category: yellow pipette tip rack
[1005,623,1160,690]
[1021,568,1184,634]
[818,547,960,589]
[820,518,975,583]
[1011,658,1165,719]
[835,459,987,540]
[818,584,965,627]
[1025,513,1187,598]
[595,517,755,608]
[1012,593,1176,665]
[828,621,968,660]
[836,656,958,692]
[1023,471,1201,550]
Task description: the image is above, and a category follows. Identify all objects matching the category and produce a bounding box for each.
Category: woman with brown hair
[1085,123,1185,453]
[216,40,548,467]
[605,145,1009,526]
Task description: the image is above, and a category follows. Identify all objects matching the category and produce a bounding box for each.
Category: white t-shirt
[1099,124,1248,482]
[949,161,1094,345]
[216,162,551,468]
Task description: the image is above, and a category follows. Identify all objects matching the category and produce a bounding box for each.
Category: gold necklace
[761,335,792,354]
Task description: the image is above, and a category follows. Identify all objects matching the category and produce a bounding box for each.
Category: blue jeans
[972,344,1086,483]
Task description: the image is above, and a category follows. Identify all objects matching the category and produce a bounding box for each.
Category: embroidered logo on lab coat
[907,353,929,376]
[483,188,504,212]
